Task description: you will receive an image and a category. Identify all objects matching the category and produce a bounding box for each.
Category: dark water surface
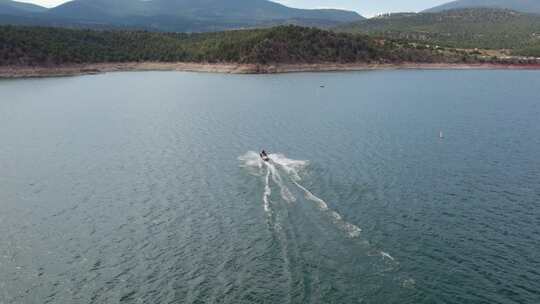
[1,70,539,303]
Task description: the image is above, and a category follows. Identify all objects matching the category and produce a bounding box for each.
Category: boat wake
[263,169,271,213]
[239,151,362,238]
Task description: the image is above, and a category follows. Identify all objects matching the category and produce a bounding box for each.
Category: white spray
[263,169,271,213]
[266,161,296,203]
[239,151,394,261]
[241,151,361,238]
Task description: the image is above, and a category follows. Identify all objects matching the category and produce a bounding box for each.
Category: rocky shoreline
[2,62,540,78]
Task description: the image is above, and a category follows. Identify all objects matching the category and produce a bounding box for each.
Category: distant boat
[439,131,444,139]
[320,85,325,88]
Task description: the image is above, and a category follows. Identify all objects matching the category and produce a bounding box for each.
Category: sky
[17,0,452,17]
[275,0,451,16]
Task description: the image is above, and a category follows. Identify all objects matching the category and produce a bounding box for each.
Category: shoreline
[2,62,540,78]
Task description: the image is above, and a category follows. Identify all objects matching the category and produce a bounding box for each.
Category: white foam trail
[241,151,395,262]
[268,153,308,181]
[263,169,271,213]
[331,211,342,220]
[293,182,328,211]
[344,223,362,238]
[240,151,363,239]
[238,151,264,170]
[267,162,296,203]
[239,151,308,176]
[239,151,296,204]
[380,251,395,261]
[292,180,361,238]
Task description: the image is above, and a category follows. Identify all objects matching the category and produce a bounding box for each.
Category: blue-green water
[1,70,539,303]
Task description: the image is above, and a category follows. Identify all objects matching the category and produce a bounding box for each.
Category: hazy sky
[276,0,450,16]
[17,0,452,17]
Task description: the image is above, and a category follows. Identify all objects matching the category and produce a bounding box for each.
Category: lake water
[1,70,539,304]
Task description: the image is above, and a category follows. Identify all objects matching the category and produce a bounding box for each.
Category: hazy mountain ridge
[425,0,540,14]
[0,0,364,32]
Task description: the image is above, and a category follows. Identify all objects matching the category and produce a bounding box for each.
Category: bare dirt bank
[2,62,540,78]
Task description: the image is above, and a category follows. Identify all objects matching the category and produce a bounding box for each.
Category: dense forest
[336,8,540,56]
[0,24,519,67]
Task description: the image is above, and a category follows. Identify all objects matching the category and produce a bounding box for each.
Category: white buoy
[439,131,444,139]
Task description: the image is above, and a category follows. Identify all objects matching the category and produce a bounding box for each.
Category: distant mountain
[0,0,46,15]
[336,8,540,55]
[49,0,362,21]
[0,0,364,32]
[425,0,540,14]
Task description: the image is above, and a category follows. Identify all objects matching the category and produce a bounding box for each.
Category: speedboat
[260,150,270,162]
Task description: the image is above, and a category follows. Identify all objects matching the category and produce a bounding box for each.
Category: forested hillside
[336,8,540,56]
[0,25,493,67]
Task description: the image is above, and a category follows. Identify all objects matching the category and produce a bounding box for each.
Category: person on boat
[260,150,269,160]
